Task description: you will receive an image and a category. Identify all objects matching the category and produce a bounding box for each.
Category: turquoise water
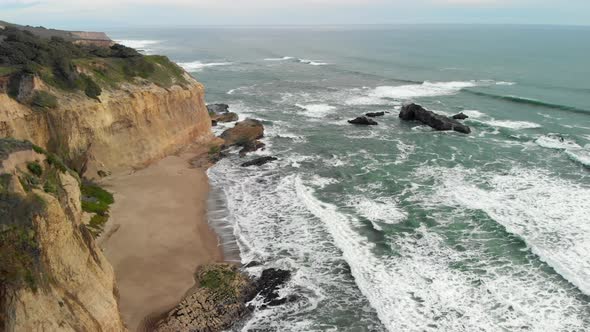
[110,26,590,331]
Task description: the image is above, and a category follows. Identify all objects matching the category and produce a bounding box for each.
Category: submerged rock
[348,116,378,125]
[207,103,230,114]
[366,111,385,117]
[399,103,471,134]
[241,156,278,167]
[452,112,469,120]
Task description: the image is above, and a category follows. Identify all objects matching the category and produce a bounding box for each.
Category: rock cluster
[399,103,471,134]
[348,116,378,125]
[208,103,239,126]
[241,156,278,167]
[154,264,292,332]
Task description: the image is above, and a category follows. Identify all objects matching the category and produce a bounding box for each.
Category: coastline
[99,144,224,332]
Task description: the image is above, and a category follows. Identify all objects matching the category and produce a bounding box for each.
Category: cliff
[0,75,212,179]
[0,139,125,331]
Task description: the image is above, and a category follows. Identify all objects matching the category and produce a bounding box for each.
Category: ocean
[108,25,590,331]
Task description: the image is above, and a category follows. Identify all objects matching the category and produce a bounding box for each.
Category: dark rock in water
[251,268,292,307]
[154,265,294,332]
[399,103,471,134]
[241,156,278,167]
[238,140,265,158]
[211,119,218,126]
[452,112,469,120]
[348,116,378,125]
[207,103,230,114]
[366,111,385,118]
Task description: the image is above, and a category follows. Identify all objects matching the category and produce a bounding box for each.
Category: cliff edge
[0,24,214,331]
[0,139,125,331]
[0,26,213,179]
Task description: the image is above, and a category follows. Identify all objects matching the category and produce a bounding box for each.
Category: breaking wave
[177,61,232,72]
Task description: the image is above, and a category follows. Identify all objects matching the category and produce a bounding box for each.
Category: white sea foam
[347,196,407,230]
[462,110,485,118]
[535,134,581,150]
[265,56,295,61]
[370,81,478,100]
[566,148,590,167]
[394,140,416,165]
[415,165,590,296]
[298,59,329,66]
[208,163,384,330]
[485,120,541,130]
[114,39,160,52]
[298,178,588,331]
[177,61,232,72]
[496,81,517,86]
[295,103,337,118]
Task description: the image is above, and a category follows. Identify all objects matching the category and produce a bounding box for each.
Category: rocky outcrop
[154,264,292,332]
[207,104,229,114]
[211,112,238,124]
[0,76,212,179]
[241,156,277,167]
[220,119,264,145]
[220,119,265,156]
[0,139,125,331]
[399,103,471,134]
[154,264,253,332]
[452,112,469,120]
[366,112,385,117]
[348,116,378,125]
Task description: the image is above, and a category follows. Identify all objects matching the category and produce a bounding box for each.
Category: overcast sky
[1,0,589,29]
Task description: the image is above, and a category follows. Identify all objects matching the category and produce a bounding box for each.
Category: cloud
[0,0,41,9]
[2,0,589,27]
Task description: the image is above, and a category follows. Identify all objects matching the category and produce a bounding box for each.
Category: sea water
[109,25,590,331]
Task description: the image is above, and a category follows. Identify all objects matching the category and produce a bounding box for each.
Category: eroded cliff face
[0,75,212,179]
[0,141,125,331]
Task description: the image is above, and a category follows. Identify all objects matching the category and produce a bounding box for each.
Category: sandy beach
[100,148,223,331]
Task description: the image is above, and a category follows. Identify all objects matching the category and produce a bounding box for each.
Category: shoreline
[99,144,224,332]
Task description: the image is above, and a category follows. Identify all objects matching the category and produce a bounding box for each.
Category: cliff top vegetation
[0,26,188,101]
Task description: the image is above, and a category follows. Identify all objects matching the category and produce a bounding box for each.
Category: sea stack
[399,103,471,134]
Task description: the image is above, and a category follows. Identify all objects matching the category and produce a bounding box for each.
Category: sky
[1,0,589,29]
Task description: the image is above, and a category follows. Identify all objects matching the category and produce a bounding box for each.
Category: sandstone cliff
[0,75,212,179]
[0,139,125,331]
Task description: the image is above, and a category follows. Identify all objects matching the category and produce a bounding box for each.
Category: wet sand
[100,149,223,331]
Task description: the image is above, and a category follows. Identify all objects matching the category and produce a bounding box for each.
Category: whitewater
[113,25,590,331]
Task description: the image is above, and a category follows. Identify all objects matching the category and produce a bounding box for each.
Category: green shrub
[18,173,40,191]
[87,214,109,237]
[81,183,113,215]
[199,268,237,290]
[81,75,101,99]
[43,179,57,195]
[31,91,58,109]
[0,225,40,291]
[209,145,221,155]
[26,161,42,177]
